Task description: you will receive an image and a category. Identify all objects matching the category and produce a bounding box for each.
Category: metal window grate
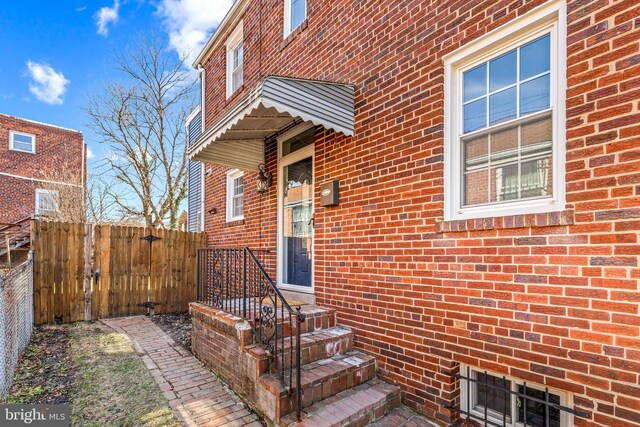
[442,369,590,427]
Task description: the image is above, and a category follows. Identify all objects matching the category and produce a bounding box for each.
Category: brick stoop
[279,379,401,427]
[260,350,377,410]
[190,302,400,426]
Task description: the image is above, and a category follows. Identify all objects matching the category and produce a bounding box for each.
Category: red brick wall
[199,1,640,425]
[0,114,85,224]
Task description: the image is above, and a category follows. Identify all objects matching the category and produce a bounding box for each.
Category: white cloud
[95,0,120,36]
[156,0,234,66]
[26,61,69,105]
[75,6,87,12]
[86,147,95,159]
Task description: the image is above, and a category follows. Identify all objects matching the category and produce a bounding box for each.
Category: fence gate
[32,221,206,324]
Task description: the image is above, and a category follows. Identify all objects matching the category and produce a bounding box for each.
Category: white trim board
[0,171,84,187]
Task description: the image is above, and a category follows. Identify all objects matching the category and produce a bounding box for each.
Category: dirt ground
[149,312,192,351]
[4,325,74,404]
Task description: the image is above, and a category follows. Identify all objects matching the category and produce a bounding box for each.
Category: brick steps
[279,378,401,427]
[190,302,400,426]
[249,305,401,425]
[261,350,377,413]
[279,326,353,370]
[246,325,353,374]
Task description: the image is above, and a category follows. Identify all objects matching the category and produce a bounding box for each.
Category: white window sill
[10,148,35,154]
[448,197,563,221]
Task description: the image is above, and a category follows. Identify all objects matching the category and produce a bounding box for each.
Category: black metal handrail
[196,247,306,421]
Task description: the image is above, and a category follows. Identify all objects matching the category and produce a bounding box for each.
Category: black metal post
[483,372,488,425]
[197,250,201,302]
[243,248,247,319]
[466,367,471,423]
[502,376,507,426]
[296,309,303,421]
[545,387,550,427]
[523,382,528,425]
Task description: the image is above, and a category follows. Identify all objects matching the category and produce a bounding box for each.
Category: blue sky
[0,0,232,164]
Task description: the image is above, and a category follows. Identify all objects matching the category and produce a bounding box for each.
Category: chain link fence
[0,255,34,395]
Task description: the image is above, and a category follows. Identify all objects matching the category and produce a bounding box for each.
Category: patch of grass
[69,323,180,427]
[4,385,46,404]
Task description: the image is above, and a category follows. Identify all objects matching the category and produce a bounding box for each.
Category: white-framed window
[226,23,244,98]
[284,0,306,37]
[460,365,572,427]
[9,130,36,154]
[443,0,566,220]
[226,169,244,222]
[35,189,59,215]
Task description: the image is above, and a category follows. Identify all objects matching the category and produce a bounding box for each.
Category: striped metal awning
[188,76,355,171]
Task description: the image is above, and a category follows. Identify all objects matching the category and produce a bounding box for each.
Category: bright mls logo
[1,405,69,426]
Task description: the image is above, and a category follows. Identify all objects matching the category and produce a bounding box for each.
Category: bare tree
[86,34,196,228]
[86,175,119,223]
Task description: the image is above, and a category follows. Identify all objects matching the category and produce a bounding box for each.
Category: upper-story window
[284,0,306,37]
[226,23,244,98]
[35,189,59,215]
[226,169,244,222]
[10,130,36,154]
[444,1,565,220]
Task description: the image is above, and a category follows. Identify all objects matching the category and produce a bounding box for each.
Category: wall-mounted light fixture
[256,163,272,194]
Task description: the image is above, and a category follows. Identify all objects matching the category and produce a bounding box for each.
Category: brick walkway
[101,316,262,427]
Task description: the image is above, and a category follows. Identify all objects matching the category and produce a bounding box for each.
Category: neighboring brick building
[0,113,86,224]
[187,0,640,426]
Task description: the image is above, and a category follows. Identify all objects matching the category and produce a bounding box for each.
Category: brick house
[187,0,640,426]
[0,113,86,225]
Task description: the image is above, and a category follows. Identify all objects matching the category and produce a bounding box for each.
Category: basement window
[10,130,35,153]
[460,365,570,427]
[443,1,566,220]
[226,169,244,222]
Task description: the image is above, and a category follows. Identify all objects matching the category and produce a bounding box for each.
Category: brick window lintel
[435,209,575,233]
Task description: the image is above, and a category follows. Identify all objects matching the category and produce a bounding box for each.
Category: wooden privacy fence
[32,221,206,325]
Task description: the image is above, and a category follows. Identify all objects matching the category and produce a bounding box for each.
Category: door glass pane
[283,156,313,287]
[282,127,314,156]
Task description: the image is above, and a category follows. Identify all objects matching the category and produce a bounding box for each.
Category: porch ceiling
[188,76,355,171]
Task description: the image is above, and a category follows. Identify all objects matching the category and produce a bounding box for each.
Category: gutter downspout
[81,139,86,219]
[198,64,206,232]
